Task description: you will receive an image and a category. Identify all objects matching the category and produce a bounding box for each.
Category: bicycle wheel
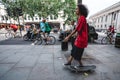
[101,37,109,44]
[34,37,43,45]
[23,34,29,41]
[111,38,115,45]
[47,36,56,45]
[5,33,13,38]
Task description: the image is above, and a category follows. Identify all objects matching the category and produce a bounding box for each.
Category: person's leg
[78,60,83,66]
[109,35,112,44]
[13,29,17,38]
[64,56,73,65]
[30,33,34,40]
[64,45,76,66]
[43,32,47,44]
[78,48,84,66]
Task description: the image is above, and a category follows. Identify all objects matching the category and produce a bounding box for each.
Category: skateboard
[74,65,96,72]
[64,65,77,72]
[64,65,96,72]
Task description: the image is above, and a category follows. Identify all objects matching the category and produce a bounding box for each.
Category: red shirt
[74,16,88,48]
[108,27,115,33]
[10,24,18,30]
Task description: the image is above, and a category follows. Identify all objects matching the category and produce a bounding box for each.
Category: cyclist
[45,21,52,36]
[107,25,115,43]
[9,24,18,37]
[40,19,46,38]
[40,19,52,44]
[30,24,38,40]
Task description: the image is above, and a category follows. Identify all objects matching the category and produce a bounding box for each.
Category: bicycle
[5,29,22,38]
[33,32,56,45]
[101,31,115,44]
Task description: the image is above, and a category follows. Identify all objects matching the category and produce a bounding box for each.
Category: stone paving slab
[0,67,31,80]
[15,56,38,68]
[0,45,120,80]
[0,64,15,77]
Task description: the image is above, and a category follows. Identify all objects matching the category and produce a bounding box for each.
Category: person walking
[64,3,89,66]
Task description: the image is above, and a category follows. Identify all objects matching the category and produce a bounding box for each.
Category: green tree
[61,0,77,23]
[2,0,77,23]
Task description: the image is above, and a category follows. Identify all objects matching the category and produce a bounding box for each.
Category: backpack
[45,22,52,31]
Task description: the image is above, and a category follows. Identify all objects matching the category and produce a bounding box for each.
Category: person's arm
[63,16,85,42]
[63,29,76,42]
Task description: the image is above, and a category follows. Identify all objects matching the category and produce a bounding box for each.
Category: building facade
[0,3,7,24]
[89,1,120,33]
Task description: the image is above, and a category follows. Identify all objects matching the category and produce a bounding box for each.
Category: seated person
[59,23,72,41]
[30,26,37,40]
[25,25,32,39]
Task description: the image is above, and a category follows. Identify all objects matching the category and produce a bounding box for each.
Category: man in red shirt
[64,4,89,66]
[10,24,18,32]
[108,25,115,43]
[10,24,18,37]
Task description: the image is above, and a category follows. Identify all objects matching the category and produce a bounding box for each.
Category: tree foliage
[1,0,77,22]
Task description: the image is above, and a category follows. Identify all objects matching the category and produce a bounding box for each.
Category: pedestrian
[64,3,89,66]
[70,20,76,47]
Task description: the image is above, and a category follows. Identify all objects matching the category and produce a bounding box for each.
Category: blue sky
[83,0,120,18]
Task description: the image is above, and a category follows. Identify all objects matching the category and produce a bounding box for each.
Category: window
[114,13,116,20]
[24,17,26,20]
[50,15,53,20]
[105,24,106,28]
[5,16,8,20]
[105,16,107,22]
[98,18,99,23]
[54,16,57,19]
[101,17,103,22]
[35,16,38,20]
[39,17,41,20]
[28,16,30,20]
[2,16,4,20]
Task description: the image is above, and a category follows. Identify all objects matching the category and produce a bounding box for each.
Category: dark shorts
[45,31,51,35]
[71,46,84,61]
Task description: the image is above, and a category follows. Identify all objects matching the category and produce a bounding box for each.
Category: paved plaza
[0,43,120,80]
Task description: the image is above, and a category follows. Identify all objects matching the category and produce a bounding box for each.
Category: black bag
[61,41,68,51]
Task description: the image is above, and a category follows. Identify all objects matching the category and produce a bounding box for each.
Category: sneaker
[31,43,35,45]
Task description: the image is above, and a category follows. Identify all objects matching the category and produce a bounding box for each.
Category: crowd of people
[24,19,52,42]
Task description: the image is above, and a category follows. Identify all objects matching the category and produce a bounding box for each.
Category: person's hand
[63,36,69,42]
